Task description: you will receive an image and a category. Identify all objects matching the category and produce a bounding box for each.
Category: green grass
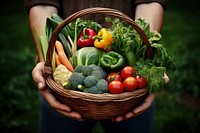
[0,0,199,133]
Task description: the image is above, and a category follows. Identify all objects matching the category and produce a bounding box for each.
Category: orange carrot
[55,52,61,66]
[55,40,74,72]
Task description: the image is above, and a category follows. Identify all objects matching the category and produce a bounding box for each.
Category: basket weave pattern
[44,8,150,120]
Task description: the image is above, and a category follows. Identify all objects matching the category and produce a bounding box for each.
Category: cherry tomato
[120,66,136,79]
[136,75,147,89]
[123,77,137,91]
[108,81,124,94]
[106,72,122,83]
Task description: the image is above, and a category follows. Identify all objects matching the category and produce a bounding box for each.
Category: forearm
[135,2,164,32]
[29,6,58,62]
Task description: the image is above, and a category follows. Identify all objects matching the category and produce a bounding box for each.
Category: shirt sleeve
[134,0,168,9]
[24,0,61,13]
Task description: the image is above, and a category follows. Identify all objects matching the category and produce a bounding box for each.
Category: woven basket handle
[45,7,152,73]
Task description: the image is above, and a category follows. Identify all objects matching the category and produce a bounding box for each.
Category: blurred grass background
[0,0,199,133]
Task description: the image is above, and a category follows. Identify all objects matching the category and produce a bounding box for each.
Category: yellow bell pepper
[93,28,113,49]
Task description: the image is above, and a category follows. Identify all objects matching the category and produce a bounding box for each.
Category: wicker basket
[44,7,152,120]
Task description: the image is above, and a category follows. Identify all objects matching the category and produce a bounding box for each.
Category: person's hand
[112,73,169,122]
[112,93,157,122]
[32,62,84,121]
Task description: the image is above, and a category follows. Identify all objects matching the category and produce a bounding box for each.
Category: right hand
[32,62,84,121]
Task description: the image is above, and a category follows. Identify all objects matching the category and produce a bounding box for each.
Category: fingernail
[115,117,123,122]
[125,112,133,119]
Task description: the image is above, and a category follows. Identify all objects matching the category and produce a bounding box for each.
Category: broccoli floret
[82,65,93,76]
[83,86,98,94]
[83,79,108,94]
[96,79,108,93]
[91,70,102,80]
[89,64,107,79]
[74,65,84,73]
[68,72,86,90]
[83,76,98,88]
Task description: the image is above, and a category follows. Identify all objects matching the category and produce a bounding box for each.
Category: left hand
[112,93,157,122]
[32,62,84,121]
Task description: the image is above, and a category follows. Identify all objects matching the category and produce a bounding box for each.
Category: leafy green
[107,17,176,70]
[149,67,166,93]
[106,18,139,66]
[135,18,151,38]
[136,18,176,71]
[151,43,176,71]
[71,47,104,67]
[46,14,102,55]
[135,60,166,93]
[149,30,162,43]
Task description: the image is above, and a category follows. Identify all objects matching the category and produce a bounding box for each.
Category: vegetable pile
[35,14,176,94]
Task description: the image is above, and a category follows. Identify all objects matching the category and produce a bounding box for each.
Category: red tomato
[120,66,136,79]
[123,77,138,91]
[108,81,124,94]
[136,75,147,89]
[106,72,122,83]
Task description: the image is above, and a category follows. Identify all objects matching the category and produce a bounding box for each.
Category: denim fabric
[39,94,154,133]
[101,104,154,133]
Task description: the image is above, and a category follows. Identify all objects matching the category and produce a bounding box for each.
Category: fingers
[125,112,135,119]
[40,89,84,121]
[32,62,84,121]
[56,110,84,121]
[40,89,71,112]
[133,93,157,114]
[121,72,168,120]
[32,62,46,90]
[112,116,124,122]
[113,93,157,122]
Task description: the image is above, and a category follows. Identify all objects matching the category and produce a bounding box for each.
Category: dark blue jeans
[39,94,154,133]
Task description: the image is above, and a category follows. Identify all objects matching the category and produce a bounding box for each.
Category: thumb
[32,62,46,90]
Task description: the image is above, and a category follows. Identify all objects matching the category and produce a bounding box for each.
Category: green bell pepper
[100,51,125,71]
